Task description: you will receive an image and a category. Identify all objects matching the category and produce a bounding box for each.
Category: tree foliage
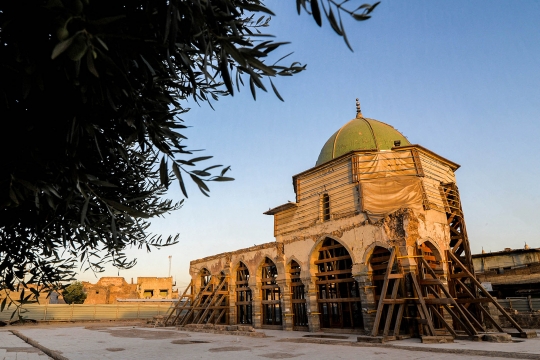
[62,281,87,304]
[0,0,378,305]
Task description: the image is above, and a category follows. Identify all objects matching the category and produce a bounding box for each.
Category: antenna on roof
[356,98,362,117]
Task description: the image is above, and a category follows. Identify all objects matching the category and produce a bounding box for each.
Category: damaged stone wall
[83,277,138,304]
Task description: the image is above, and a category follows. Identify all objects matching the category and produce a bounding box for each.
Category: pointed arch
[198,268,212,289]
[235,261,252,324]
[417,239,444,275]
[261,257,282,327]
[417,238,444,262]
[308,235,356,277]
[314,237,363,329]
[362,241,391,267]
[289,259,308,330]
[286,255,304,271]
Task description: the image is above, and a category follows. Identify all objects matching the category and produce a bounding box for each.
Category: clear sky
[76,1,540,289]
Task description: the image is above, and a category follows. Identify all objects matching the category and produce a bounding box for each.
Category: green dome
[316,116,410,166]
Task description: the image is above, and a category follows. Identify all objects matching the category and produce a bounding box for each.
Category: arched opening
[290,260,308,330]
[417,241,443,274]
[261,257,282,327]
[316,238,363,329]
[200,268,212,290]
[236,262,252,324]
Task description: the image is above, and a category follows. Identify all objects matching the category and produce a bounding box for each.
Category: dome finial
[356,98,362,117]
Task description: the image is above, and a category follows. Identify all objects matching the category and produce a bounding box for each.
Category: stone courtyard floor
[1,322,540,360]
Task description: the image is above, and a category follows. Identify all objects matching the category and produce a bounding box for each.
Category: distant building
[474,247,540,298]
[0,284,56,306]
[83,276,176,304]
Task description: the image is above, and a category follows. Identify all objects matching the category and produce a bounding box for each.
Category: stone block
[237,325,255,332]
[214,325,227,331]
[202,324,215,329]
[421,336,454,344]
[226,325,238,331]
[483,333,512,343]
[357,336,386,343]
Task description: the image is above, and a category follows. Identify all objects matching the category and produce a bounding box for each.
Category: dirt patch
[92,328,189,340]
[106,348,125,352]
[259,353,303,359]
[209,346,251,352]
[171,340,210,344]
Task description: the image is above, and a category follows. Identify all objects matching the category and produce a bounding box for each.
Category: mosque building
[176,101,525,338]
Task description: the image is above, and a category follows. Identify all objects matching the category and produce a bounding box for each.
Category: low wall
[499,313,540,329]
[0,303,172,323]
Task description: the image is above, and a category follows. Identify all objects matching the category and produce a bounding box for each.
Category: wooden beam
[371,248,396,337]
[447,251,526,334]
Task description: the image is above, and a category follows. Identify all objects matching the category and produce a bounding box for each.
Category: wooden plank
[393,303,405,337]
[315,278,356,285]
[430,305,457,337]
[447,251,525,334]
[455,302,485,332]
[317,297,362,303]
[455,298,491,304]
[419,279,443,285]
[316,269,355,277]
[476,302,504,333]
[165,280,193,325]
[383,278,401,337]
[314,255,352,265]
[419,258,477,336]
[371,248,396,337]
[424,298,455,305]
[410,273,436,336]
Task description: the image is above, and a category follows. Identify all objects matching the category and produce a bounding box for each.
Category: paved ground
[1,323,539,360]
[0,328,51,360]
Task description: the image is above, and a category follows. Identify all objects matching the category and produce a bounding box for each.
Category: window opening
[321,194,331,221]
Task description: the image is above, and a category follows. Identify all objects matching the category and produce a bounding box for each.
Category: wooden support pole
[371,248,396,337]
[447,251,525,334]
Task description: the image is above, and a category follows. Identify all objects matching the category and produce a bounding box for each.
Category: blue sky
[77,1,540,288]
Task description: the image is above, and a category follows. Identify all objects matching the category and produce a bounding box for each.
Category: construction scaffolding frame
[370,183,529,340]
[164,274,230,327]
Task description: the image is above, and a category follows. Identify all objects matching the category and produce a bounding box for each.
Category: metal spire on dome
[356,98,362,117]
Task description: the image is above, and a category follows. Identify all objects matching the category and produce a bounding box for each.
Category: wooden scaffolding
[164,274,229,327]
[370,183,529,340]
